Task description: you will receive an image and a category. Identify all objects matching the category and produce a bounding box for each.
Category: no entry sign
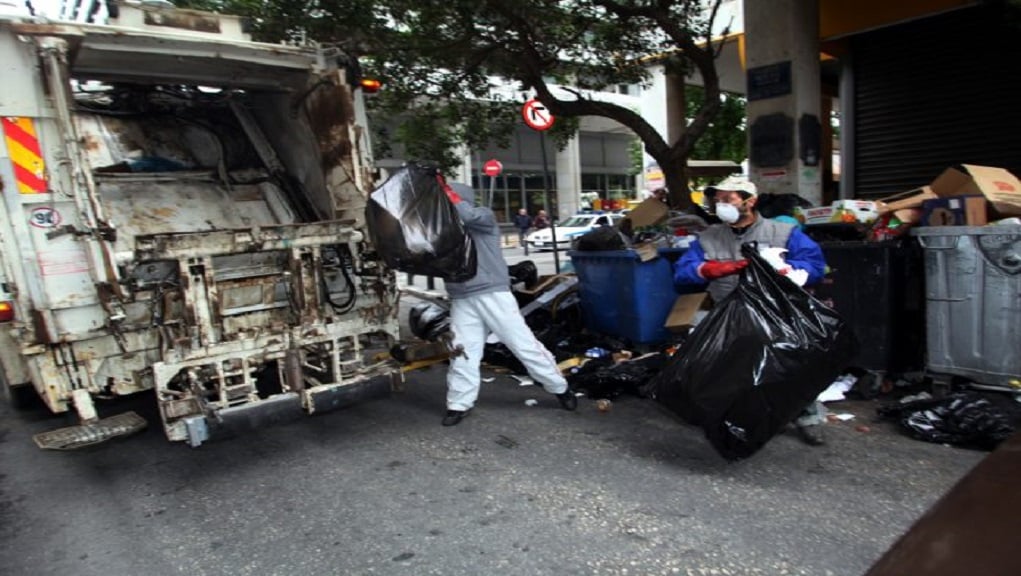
[483,159,503,177]
[522,99,554,131]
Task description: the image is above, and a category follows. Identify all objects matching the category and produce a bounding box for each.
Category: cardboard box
[891,208,923,225]
[802,206,835,225]
[877,186,938,214]
[803,200,879,225]
[623,197,669,228]
[664,292,710,333]
[833,199,879,224]
[921,196,988,226]
[633,241,660,262]
[929,164,1021,217]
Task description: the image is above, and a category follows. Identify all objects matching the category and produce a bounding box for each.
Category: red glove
[698,259,748,280]
[437,175,462,204]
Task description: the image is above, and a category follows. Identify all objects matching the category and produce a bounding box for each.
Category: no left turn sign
[522,99,554,131]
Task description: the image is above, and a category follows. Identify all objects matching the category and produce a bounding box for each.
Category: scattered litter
[817,374,857,403]
[856,425,871,433]
[585,347,610,358]
[899,391,932,404]
[494,435,518,449]
[481,377,495,383]
[511,375,534,387]
[827,413,856,422]
[595,399,612,413]
[524,399,539,407]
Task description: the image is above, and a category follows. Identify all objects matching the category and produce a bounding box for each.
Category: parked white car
[525,212,623,251]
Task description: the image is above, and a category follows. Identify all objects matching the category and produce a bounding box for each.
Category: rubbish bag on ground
[409,302,450,342]
[645,244,858,460]
[574,226,630,251]
[877,393,1015,449]
[365,163,477,281]
[568,353,667,399]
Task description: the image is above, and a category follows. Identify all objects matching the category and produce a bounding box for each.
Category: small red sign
[522,99,554,131]
[483,159,503,177]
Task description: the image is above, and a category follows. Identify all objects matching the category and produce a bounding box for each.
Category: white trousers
[446,291,568,411]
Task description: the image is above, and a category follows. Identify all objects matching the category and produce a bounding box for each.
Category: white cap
[706,176,757,199]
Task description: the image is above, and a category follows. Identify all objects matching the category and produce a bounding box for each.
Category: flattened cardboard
[877,186,938,214]
[633,241,659,262]
[624,197,669,228]
[664,292,710,333]
[930,164,1021,217]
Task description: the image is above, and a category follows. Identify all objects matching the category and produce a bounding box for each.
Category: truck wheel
[2,380,43,411]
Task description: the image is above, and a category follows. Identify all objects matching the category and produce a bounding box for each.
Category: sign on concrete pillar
[744,0,823,205]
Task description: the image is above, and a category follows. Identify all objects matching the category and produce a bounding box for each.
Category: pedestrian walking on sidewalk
[532,209,550,230]
[672,178,830,446]
[438,178,576,426]
[514,208,532,254]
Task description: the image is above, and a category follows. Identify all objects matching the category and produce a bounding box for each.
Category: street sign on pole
[522,99,555,131]
[483,159,503,177]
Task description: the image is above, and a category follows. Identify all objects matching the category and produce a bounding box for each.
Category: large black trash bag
[408,302,450,341]
[755,193,814,219]
[877,393,1015,450]
[574,226,629,251]
[645,245,858,460]
[364,163,477,281]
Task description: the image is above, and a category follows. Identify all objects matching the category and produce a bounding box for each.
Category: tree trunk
[664,162,691,210]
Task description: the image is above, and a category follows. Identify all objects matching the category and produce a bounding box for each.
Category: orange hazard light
[359,78,382,93]
[0,301,14,323]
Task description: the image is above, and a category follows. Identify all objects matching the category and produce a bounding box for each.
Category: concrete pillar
[452,142,474,185]
[744,0,823,204]
[554,131,581,220]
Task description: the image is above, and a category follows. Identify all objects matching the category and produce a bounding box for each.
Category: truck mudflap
[179,375,394,447]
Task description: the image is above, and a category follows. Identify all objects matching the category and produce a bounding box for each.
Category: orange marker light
[0,301,14,323]
[359,78,382,93]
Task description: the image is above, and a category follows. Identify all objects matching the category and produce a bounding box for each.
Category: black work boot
[797,424,826,446]
[555,390,578,411]
[442,409,470,427]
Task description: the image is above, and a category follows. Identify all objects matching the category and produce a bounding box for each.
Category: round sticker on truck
[29,206,61,228]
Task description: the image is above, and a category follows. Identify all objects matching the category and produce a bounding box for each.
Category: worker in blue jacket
[673,179,829,446]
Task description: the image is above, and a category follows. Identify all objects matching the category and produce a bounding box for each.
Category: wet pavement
[0,246,990,575]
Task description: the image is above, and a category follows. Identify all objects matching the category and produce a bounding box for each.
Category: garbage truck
[0,2,402,447]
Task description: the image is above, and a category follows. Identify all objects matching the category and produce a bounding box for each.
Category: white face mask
[715,202,740,224]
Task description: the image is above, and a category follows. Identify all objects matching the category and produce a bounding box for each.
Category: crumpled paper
[758,246,809,286]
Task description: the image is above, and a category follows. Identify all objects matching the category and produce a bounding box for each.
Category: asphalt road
[0,246,989,576]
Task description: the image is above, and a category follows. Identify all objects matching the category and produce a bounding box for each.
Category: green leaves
[175,0,731,196]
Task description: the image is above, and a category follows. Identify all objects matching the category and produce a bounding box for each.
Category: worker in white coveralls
[439,179,577,426]
[672,179,830,446]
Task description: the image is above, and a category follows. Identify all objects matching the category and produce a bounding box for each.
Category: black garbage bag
[755,193,814,219]
[568,354,668,399]
[508,260,538,288]
[646,244,858,460]
[482,342,527,374]
[574,226,629,251]
[408,302,450,341]
[877,393,1015,449]
[365,163,477,281]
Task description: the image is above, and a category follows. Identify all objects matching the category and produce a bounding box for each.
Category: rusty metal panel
[143,10,221,34]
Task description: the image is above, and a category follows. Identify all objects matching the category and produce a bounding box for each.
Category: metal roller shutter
[852,6,1021,198]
